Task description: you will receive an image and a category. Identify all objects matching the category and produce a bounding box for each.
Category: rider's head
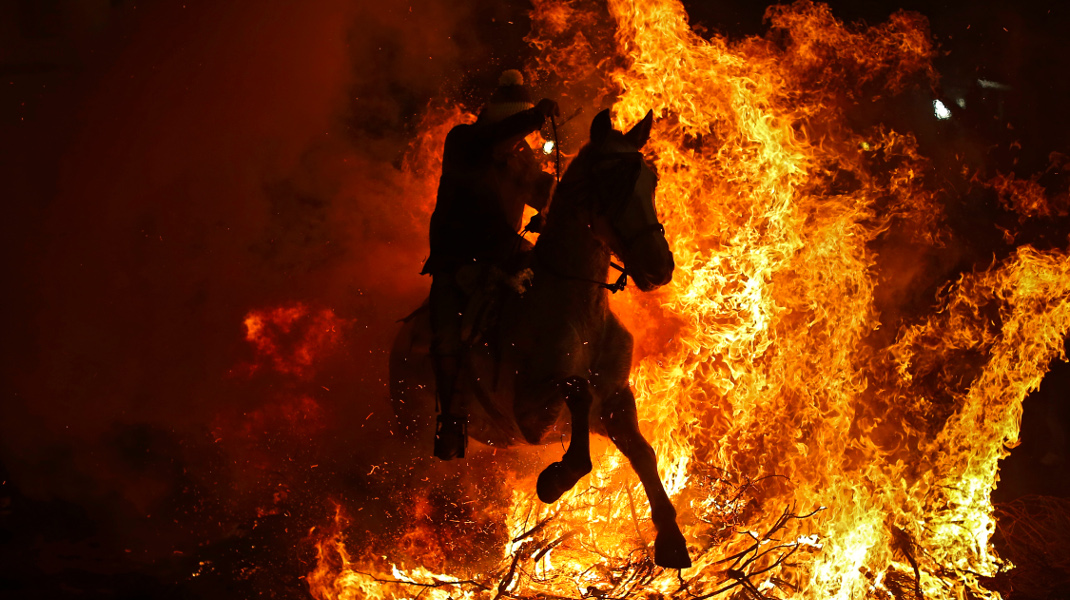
[478,70,534,124]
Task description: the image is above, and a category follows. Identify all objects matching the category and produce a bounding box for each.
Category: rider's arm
[481,99,560,155]
[481,109,544,154]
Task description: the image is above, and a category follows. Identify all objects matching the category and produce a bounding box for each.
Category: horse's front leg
[602,386,691,569]
[535,376,594,504]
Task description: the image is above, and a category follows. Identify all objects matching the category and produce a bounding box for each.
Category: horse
[390,108,691,568]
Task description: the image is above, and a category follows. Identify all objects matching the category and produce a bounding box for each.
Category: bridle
[538,148,665,294]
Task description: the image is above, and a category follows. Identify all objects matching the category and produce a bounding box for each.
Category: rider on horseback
[423,70,560,460]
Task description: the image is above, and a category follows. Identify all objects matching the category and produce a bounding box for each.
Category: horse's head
[583,109,674,292]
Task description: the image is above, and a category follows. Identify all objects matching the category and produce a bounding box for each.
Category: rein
[536,243,629,293]
[525,113,623,292]
[550,114,562,185]
[534,150,656,294]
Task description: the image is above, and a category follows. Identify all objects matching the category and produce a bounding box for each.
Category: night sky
[3,0,1069,598]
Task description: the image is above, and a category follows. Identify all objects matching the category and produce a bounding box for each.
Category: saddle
[404,243,535,350]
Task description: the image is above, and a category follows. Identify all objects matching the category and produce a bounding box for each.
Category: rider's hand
[535,99,560,120]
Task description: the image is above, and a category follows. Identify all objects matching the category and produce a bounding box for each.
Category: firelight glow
[933,99,951,120]
[307,0,1070,598]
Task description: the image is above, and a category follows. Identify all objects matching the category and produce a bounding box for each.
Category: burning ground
[3,0,1070,599]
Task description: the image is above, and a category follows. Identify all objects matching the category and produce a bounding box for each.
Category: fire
[211,302,346,502]
[243,303,346,378]
[308,0,1070,598]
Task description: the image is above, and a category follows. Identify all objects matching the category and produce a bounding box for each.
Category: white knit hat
[479,70,535,124]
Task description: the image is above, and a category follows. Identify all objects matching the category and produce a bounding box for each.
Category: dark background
[2,0,1069,598]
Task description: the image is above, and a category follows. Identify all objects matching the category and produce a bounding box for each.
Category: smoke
[5,0,1069,594]
[0,0,516,583]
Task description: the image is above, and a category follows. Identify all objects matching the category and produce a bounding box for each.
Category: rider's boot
[432,354,466,460]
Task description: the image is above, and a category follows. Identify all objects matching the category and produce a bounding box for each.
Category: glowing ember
[308,0,1070,598]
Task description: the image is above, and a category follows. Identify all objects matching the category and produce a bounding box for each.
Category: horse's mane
[544,142,602,225]
[544,129,638,229]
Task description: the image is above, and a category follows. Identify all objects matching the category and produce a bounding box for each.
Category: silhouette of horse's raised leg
[602,387,691,569]
[536,377,594,504]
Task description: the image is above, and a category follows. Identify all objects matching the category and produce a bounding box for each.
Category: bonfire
[303,0,1070,598]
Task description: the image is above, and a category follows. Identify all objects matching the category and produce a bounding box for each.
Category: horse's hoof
[654,527,691,569]
[536,462,571,504]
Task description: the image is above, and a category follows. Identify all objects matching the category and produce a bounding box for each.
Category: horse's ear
[590,109,612,146]
[624,109,654,149]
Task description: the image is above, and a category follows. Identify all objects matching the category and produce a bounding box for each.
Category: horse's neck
[532,203,610,314]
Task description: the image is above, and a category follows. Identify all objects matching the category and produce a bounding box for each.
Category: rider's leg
[429,271,468,460]
[431,354,461,413]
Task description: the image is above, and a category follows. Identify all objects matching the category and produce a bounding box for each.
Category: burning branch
[689,504,825,600]
[891,525,924,600]
[309,0,1070,597]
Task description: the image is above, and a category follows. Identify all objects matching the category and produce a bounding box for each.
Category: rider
[422,70,560,460]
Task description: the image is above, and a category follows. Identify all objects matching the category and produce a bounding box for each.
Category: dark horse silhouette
[390,109,691,568]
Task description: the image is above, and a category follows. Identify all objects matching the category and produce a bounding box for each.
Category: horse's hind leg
[535,377,594,504]
[601,387,691,569]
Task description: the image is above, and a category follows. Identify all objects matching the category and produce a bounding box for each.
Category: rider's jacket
[422,108,553,275]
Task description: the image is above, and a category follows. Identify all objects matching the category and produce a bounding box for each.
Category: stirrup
[433,414,467,460]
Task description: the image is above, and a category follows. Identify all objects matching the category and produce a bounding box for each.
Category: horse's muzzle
[627,234,675,292]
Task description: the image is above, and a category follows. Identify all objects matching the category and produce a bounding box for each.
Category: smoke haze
[0,0,533,593]
[3,0,1070,596]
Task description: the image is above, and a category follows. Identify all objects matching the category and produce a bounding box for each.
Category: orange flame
[243,303,346,378]
[309,1,1070,598]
